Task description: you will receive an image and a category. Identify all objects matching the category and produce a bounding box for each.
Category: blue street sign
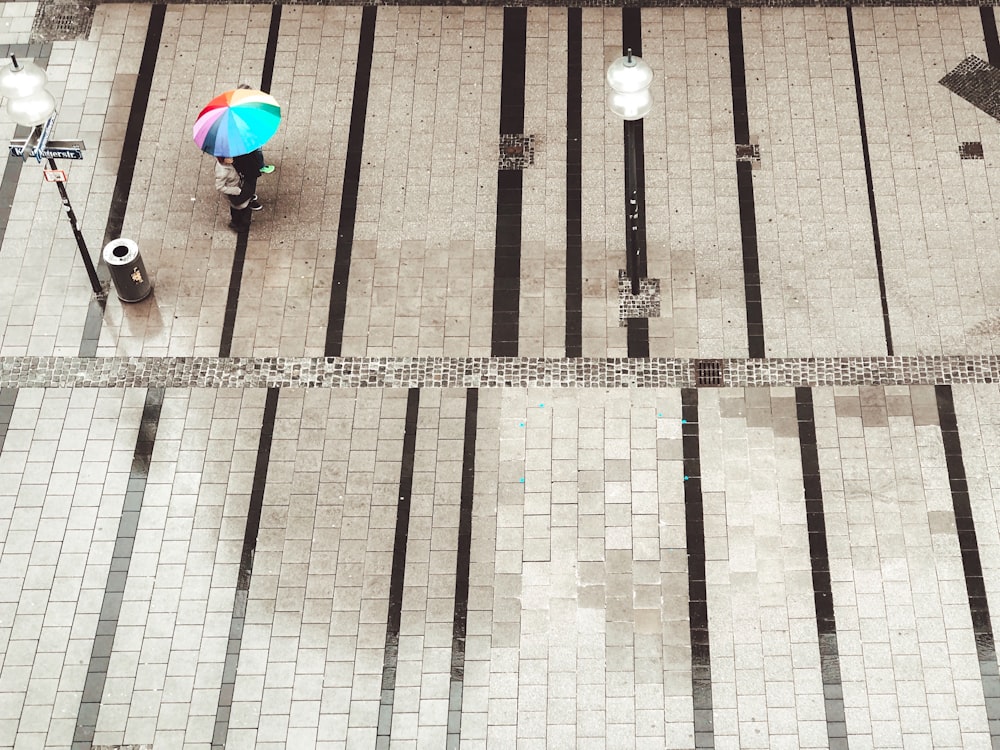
[9,145,83,160]
[8,139,85,161]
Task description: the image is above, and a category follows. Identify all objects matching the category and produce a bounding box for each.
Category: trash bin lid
[103,238,139,266]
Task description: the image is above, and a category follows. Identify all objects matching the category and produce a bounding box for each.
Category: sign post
[1,55,103,297]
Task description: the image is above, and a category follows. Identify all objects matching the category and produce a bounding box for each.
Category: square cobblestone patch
[960,141,985,159]
[736,143,760,163]
[618,270,660,325]
[499,134,535,170]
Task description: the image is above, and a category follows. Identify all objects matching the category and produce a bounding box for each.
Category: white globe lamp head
[0,56,56,127]
[606,49,653,121]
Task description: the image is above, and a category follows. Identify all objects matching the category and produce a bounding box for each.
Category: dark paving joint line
[935,384,1000,745]
[982,7,1000,68]
[324,5,377,357]
[727,8,765,359]
[219,4,281,358]
[376,388,422,749]
[79,4,165,357]
[847,8,893,357]
[491,7,527,357]
[446,388,479,748]
[565,9,583,359]
[0,388,16,453]
[681,388,714,749]
[72,387,164,750]
[212,386,280,749]
[794,387,849,750]
[623,7,650,359]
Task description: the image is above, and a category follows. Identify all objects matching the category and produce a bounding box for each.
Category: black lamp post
[0,55,102,297]
[607,49,653,296]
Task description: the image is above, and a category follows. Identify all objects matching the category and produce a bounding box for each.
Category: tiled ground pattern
[7,6,1000,361]
[4,3,1000,749]
[3,385,1000,747]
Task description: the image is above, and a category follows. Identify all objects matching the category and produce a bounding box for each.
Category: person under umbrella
[194,87,280,232]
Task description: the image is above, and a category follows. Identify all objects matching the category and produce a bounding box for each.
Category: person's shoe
[248,199,263,211]
[260,164,275,174]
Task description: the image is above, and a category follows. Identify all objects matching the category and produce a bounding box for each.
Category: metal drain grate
[30,0,96,42]
[695,359,724,387]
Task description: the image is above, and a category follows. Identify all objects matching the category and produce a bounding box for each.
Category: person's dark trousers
[233,152,260,196]
[228,196,251,229]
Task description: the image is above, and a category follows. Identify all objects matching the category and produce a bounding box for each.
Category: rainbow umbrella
[193,88,281,157]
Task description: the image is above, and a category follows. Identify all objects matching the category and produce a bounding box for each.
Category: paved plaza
[4,0,1000,747]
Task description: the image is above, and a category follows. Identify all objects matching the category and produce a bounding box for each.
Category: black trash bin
[102,238,152,302]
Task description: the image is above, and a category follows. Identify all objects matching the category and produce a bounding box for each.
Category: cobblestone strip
[3,355,1000,389]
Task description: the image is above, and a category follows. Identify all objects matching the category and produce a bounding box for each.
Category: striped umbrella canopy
[193,88,281,157]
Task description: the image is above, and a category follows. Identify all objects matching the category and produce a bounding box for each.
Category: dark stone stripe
[218,5,282,358]
[324,6,377,357]
[72,387,164,749]
[446,388,479,748]
[565,9,583,358]
[681,388,714,749]
[935,384,1000,743]
[727,8,765,359]
[376,388,421,748]
[211,387,280,749]
[491,8,527,357]
[847,8,893,356]
[794,387,848,749]
[79,5,165,357]
[623,8,650,359]
[983,7,1000,68]
[0,388,16,452]
[219,231,249,358]
[260,3,281,92]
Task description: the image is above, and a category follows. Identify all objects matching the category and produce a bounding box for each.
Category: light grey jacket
[214,161,242,196]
